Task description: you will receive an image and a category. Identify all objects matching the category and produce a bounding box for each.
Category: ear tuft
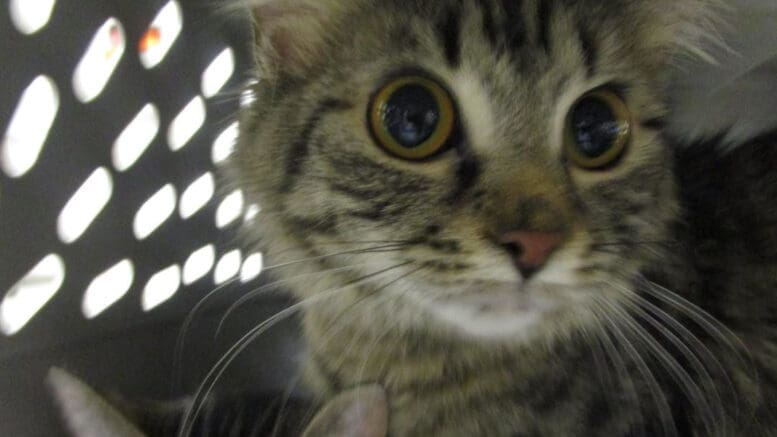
[244,0,341,77]
[643,0,727,63]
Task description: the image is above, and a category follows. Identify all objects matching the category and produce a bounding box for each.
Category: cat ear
[246,0,340,77]
[301,385,388,437]
[47,368,146,437]
[642,0,724,63]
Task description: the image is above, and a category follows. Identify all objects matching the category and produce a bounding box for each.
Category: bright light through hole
[9,0,56,35]
[244,204,260,223]
[82,260,134,319]
[1,254,65,336]
[142,265,181,311]
[202,47,235,98]
[72,18,126,103]
[179,172,214,219]
[214,250,241,285]
[183,245,215,285]
[134,184,176,240]
[113,104,159,172]
[216,190,244,229]
[57,167,113,244]
[240,253,264,283]
[1,76,59,178]
[212,122,237,164]
[139,1,183,69]
[240,79,258,108]
[168,96,206,151]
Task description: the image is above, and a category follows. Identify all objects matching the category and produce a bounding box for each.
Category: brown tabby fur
[231,0,777,435]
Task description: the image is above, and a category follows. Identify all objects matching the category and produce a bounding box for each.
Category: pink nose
[500,231,563,278]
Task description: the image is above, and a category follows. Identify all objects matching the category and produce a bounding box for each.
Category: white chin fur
[422,281,563,341]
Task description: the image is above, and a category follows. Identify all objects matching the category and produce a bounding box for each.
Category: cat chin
[419,281,584,342]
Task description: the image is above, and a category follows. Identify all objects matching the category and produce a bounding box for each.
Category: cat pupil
[571,97,621,158]
[384,84,440,148]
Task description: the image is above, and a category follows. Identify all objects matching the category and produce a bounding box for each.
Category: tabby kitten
[230,0,777,435]
[50,0,777,435]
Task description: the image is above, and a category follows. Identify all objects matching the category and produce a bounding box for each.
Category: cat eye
[368,75,456,160]
[564,89,631,170]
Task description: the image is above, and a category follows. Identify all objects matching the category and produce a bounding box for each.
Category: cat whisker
[621,286,740,420]
[265,243,410,267]
[172,243,408,390]
[638,276,756,378]
[173,276,243,392]
[583,313,646,435]
[214,262,393,339]
[177,261,413,437]
[302,239,417,246]
[588,240,679,249]
[600,298,720,437]
[615,293,727,435]
[351,265,427,386]
[576,317,627,422]
[307,263,425,390]
[593,297,678,437]
[320,292,398,391]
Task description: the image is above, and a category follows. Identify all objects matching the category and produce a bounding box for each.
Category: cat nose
[500,231,563,279]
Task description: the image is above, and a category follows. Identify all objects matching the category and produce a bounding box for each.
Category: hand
[302,385,388,437]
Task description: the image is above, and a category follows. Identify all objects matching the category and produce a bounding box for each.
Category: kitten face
[235,0,693,343]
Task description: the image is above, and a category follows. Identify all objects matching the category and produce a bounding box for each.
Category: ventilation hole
[214,250,241,285]
[168,96,206,151]
[113,104,160,172]
[179,172,214,219]
[142,265,181,311]
[240,79,258,108]
[134,184,177,240]
[57,167,113,244]
[1,254,65,336]
[139,0,183,69]
[182,244,215,285]
[212,121,237,164]
[9,0,56,35]
[244,204,261,223]
[216,190,244,229]
[72,18,126,103]
[1,76,59,178]
[82,259,134,319]
[201,47,235,98]
[240,252,264,283]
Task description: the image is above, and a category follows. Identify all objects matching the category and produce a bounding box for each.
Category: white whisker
[639,276,756,378]
[214,262,390,338]
[177,262,413,437]
[593,298,677,437]
[600,298,719,437]
[620,285,738,419]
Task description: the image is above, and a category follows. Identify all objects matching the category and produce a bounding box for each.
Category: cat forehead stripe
[281,98,354,192]
[436,6,462,68]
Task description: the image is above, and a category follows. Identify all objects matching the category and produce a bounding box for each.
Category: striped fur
[229,1,777,436]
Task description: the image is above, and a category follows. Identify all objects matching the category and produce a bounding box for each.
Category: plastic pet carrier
[0,1,303,434]
[1,0,776,435]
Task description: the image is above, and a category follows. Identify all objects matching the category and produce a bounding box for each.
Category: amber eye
[368,75,456,160]
[564,89,632,169]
